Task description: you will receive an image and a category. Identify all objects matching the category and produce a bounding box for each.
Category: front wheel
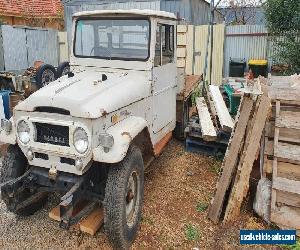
[104,145,144,249]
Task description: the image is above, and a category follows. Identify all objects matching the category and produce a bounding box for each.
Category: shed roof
[0,0,63,18]
[73,9,177,20]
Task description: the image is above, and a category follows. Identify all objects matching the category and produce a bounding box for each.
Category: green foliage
[185,224,200,241]
[264,0,300,74]
[282,239,300,250]
[196,202,208,212]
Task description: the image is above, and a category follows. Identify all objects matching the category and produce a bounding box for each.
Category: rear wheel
[104,145,144,249]
[0,145,47,216]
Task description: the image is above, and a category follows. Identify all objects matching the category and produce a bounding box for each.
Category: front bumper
[1,166,104,228]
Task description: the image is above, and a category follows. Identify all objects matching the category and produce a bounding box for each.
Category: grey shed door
[1,25,28,71]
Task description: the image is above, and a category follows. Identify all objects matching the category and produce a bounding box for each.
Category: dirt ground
[0,139,273,249]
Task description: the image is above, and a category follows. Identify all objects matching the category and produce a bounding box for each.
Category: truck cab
[0,10,177,249]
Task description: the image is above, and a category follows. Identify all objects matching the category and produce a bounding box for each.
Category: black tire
[35,63,57,89]
[56,61,70,78]
[104,145,144,250]
[0,144,47,216]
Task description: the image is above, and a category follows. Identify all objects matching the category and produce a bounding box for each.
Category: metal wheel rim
[125,170,139,227]
[62,66,70,76]
[41,69,55,86]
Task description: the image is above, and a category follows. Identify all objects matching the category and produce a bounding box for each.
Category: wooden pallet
[269,100,300,235]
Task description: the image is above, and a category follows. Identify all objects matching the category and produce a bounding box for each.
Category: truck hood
[16,70,151,119]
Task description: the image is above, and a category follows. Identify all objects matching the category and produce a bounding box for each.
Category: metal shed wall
[0,25,59,71]
[224,25,269,77]
[161,0,223,25]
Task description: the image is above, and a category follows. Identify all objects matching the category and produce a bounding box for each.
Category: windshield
[74,18,150,61]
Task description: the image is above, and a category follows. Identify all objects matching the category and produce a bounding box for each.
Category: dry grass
[0,139,270,249]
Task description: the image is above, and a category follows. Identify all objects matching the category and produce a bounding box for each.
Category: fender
[93,116,149,163]
[0,118,17,145]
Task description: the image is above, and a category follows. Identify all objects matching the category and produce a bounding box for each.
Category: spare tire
[56,61,70,78]
[35,63,57,89]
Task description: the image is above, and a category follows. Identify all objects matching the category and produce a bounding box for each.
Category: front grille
[34,122,69,147]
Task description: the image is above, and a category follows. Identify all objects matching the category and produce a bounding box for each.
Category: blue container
[0,90,11,119]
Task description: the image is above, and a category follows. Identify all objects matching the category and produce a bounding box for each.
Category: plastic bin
[224,84,242,115]
[248,59,268,78]
[229,59,246,77]
[0,90,11,119]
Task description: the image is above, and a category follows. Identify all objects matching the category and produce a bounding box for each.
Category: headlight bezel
[73,127,89,154]
[16,119,31,145]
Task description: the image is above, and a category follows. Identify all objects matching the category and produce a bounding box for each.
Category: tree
[219,0,263,25]
[264,0,300,74]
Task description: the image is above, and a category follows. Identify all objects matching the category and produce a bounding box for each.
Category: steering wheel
[90,46,111,57]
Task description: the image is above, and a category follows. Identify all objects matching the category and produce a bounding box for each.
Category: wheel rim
[41,69,55,86]
[125,170,139,227]
[62,66,70,76]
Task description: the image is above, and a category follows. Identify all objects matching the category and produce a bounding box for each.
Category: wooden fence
[177,24,225,85]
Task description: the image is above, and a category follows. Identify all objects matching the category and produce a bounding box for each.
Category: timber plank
[270,205,300,230]
[196,97,217,141]
[223,95,271,223]
[264,160,300,180]
[272,177,300,194]
[276,111,300,130]
[208,95,254,223]
[265,121,300,144]
[276,190,300,208]
[276,142,300,163]
[79,206,104,236]
[209,85,234,132]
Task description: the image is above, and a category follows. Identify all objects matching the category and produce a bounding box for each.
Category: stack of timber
[208,90,271,223]
[262,75,300,235]
[185,84,233,155]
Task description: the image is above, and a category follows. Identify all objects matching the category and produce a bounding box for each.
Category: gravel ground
[0,139,270,249]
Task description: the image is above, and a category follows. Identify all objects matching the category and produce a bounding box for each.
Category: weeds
[185,224,200,241]
[282,239,300,250]
[196,202,208,212]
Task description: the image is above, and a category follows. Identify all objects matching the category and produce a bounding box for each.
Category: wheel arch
[93,116,154,164]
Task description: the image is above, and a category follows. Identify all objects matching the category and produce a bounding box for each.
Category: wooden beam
[271,205,300,230]
[273,177,300,194]
[195,97,217,141]
[79,206,104,236]
[223,95,271,223]
[276,111,300,130]
[209,85,234,132]
[276,142,300,163]
[208,95,254,223]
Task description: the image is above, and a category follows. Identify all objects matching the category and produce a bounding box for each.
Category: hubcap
[125,171,139,227]
[41,69,55,86]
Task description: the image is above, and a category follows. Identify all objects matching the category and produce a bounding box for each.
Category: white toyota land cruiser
[0,9,177,249]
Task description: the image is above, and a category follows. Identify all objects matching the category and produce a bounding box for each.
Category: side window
[154,24,174,67]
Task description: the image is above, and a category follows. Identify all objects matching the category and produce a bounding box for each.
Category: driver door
[152,23,177,134]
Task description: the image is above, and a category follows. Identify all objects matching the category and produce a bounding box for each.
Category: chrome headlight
[73,127,89,154]
[17,120,30,144]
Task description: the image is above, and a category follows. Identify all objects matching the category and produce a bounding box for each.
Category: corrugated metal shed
[0,25,59,71]
[63,0,224,46]
[224,25,270,77]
